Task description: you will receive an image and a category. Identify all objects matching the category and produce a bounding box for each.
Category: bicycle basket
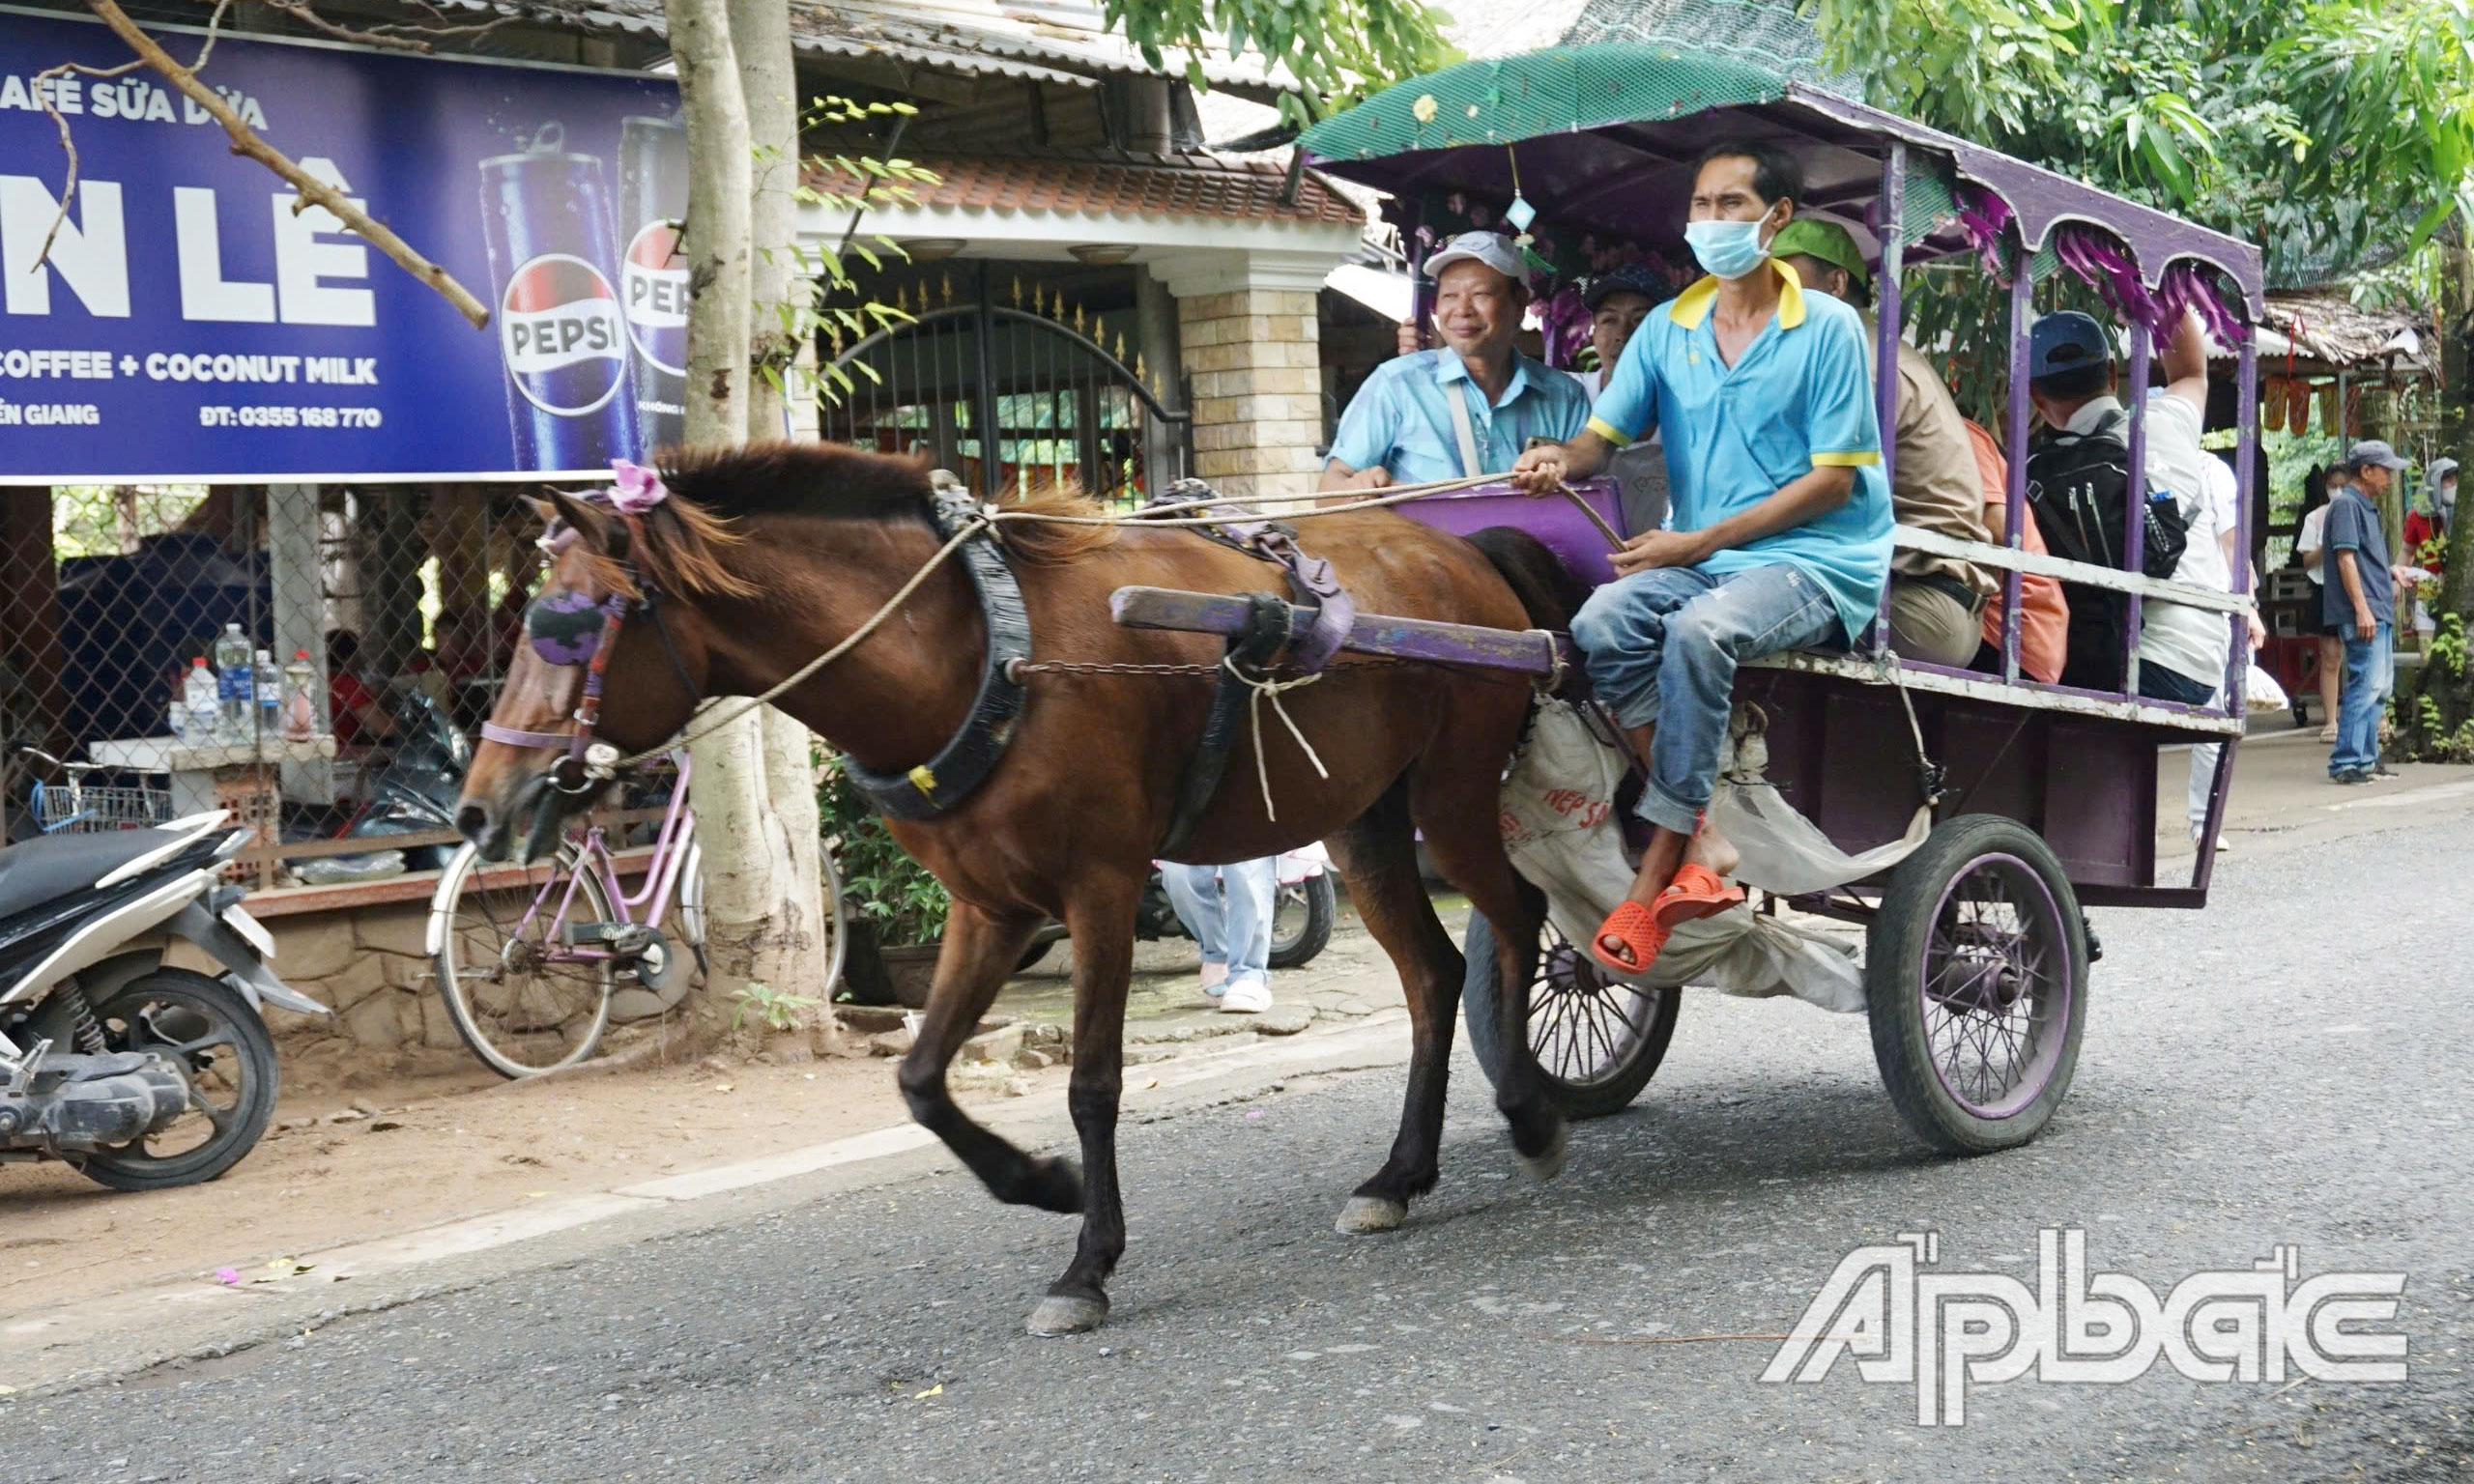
[33,782,174,833]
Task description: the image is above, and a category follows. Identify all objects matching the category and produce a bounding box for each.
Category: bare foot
[1684,820,1740,880]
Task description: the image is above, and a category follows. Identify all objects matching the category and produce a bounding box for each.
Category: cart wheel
[1865,814,2086,1155]
[1462,912,1680,1120]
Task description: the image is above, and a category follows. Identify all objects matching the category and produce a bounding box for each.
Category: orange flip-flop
[1651,862,1744,928]
[1590,899,1666,976]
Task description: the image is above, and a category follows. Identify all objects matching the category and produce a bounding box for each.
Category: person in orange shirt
[1962,420,2070,683]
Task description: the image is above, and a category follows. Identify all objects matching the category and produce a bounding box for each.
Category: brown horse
[456,442,1568,1335]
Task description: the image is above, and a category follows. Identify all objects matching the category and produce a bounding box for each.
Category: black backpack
[2025,408,2195,691]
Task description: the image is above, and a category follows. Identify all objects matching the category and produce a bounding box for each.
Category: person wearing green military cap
[1772,216,1996,667]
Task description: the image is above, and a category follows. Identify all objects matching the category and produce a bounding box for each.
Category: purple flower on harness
[608,458,670,514]
[526,587,614,667]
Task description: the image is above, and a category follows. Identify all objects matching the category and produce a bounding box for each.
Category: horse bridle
[480,512,698,794]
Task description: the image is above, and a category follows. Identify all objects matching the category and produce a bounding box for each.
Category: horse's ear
[538,488,620,553]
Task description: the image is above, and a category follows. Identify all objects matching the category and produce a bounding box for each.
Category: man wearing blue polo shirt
[1322,231,1592,489]
[1510,139,1891,976]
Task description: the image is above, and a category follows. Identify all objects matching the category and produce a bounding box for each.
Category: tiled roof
[806,151,1363,226]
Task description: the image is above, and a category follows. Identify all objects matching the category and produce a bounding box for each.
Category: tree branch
[216,0,513,55]
[83,0,490,328]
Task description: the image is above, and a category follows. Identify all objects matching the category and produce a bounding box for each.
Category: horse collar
[842,490,1032,819]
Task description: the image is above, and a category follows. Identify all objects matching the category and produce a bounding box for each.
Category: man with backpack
[2023,309,2229,704]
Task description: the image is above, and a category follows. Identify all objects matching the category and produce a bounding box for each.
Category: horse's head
[456,482,741,862]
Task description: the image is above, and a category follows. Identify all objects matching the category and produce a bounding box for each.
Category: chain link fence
[0,486,548,872]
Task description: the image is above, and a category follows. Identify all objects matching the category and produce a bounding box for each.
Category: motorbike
[1015,845,1338,973]
[0,788,326,1190]
[334,689,471,870]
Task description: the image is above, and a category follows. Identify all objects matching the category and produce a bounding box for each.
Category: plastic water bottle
[181,658,220,748]
[254,649,282,741]
[282,649,320,741]
[212,622,252,743]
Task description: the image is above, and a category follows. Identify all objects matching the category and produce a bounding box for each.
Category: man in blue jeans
[1510,138,1890,975]
[2324,441,2409,784]
[1160,860,1275,1013]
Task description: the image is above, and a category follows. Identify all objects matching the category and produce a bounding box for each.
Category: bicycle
[427,749,847,1077]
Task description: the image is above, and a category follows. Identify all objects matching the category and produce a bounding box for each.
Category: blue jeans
[1568,562,1842,835]
[2331,621,2394,778]
[1161,859,1275,989]
[2137,662,2216,707]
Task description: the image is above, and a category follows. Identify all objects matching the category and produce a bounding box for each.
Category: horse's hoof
[1334,1195,1407,1236]
[1517,1121,1569,1184]
[1026,1294,1109,1337]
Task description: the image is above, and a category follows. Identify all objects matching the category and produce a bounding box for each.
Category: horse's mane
[641,442,1113,591]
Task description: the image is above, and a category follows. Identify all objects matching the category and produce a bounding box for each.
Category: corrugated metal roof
[434,0,1281,95]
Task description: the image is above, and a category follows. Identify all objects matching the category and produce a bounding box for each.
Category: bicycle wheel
[817,841,850,1000]
[430,841,617,1078]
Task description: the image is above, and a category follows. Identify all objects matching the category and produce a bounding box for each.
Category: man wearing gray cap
[1322,231,1590,490]
[2324,440,2410,783]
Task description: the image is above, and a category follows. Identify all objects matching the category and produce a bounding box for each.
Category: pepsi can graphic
[478,137,639,471]
[618,116,689,453]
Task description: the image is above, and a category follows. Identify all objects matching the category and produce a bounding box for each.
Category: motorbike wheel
[1268,872,1337,969]
[432,841,617,1079]
[78,969,280,1191]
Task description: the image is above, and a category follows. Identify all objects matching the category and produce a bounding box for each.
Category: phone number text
[197,405,384,429]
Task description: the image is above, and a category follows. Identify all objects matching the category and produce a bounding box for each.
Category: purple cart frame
[1300,74,2262,909]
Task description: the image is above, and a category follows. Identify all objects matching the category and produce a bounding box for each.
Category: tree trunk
[2401,232,2474,758]
[668,0,753,447]
[670,0,837,1048]
[734,0,802,441]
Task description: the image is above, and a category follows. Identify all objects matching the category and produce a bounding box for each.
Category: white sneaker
[2190,825,2231,853]
[1218,979,1273,1014]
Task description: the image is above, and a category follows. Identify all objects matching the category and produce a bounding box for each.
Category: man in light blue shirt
[1510,139,1891,977]
[1322,232,1591,490]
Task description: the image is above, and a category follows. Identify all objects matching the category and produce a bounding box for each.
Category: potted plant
[820,752,950,1008]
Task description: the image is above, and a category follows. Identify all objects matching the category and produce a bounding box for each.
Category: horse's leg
[1027,869,1143,1336]
[896,901,1082,1213]
[1409,745,1566,1181]
[1323,782,1464,1235]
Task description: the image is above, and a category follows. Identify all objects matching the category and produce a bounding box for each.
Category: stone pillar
[1153,252,1333,502]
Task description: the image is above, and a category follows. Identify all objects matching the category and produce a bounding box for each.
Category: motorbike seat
[0,830,189,921]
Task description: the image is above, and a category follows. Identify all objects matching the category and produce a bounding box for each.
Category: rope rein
[614,471,1566,768]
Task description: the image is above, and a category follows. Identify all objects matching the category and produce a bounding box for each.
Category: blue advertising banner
[0,8,688,481]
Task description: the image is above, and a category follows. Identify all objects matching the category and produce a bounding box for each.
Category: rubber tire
[1864,813,2088,1156]
[431,841,617,1079]
[78,969,280,1191]
[1460,912,1681,1120]
[1269,872,1337,970]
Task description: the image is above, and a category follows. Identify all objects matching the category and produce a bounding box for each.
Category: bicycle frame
[515,750,697,962]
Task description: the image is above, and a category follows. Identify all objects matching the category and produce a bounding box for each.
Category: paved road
[11,806,2473,1482]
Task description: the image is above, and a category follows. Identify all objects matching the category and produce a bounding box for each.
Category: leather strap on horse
[1156,591,1295,857]
[841,486,1034,819]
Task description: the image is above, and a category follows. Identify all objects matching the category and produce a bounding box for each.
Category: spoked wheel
[79,970,279,1191]
[1461,912,1682,1120]
[1865,814,2086,1154]
[1268,872,1337,969]
[431,841,617,1079]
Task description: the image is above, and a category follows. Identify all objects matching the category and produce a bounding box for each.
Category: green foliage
[771,95,937,406]
[1813,0,2474,285]
[729,981,823,1033]
[1104,0,1458,124]
[818,752,950,947]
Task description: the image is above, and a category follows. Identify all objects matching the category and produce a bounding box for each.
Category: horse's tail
[1463,525,1592,632]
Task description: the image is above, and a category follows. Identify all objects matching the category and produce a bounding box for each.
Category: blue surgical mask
[1684,217,1772,281]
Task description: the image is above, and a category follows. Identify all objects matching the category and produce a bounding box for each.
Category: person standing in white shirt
[2293,468,2344,742]
[2186,454,2265,849]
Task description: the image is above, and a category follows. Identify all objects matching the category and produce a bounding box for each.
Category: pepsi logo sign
[498,253,628,416]
[622,220,689,373]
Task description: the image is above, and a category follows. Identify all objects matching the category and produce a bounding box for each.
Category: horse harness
[495,476,1353,845]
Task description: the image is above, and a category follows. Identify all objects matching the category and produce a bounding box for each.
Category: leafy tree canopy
[1105,0,1458,122]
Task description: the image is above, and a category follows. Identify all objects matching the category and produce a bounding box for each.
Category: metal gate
[817,269,1188,505]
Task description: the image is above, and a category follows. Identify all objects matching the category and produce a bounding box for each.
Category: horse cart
[1123,44,2262,1156]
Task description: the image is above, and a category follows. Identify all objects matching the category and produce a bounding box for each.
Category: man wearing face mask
[1508,140,1891,977]
[1323,231,1590,490]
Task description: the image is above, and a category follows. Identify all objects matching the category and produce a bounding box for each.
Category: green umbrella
[1300,43,1794,164]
